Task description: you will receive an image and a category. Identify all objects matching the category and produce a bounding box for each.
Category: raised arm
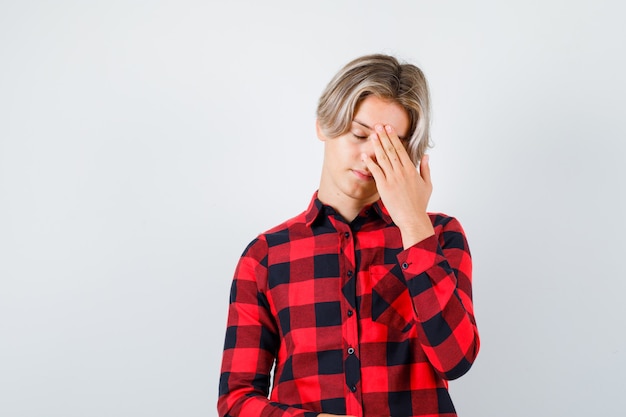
[362,123,479,379]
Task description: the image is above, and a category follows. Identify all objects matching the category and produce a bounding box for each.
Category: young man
[218,54,480,417]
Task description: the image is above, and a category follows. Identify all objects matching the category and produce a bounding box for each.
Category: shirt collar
[304,192,325,227]
[372,199,393,225]
[305,191,393,227]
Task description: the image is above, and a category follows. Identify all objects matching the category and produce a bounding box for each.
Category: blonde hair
[316,54,431,164]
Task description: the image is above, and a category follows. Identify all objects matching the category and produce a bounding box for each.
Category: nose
[360,135,376,160]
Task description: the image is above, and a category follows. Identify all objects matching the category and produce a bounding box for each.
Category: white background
[1,1,625,416]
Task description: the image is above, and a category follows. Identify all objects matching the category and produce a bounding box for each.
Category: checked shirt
[218,193,479,417]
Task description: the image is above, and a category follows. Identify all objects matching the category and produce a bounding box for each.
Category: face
[317,95,410,210]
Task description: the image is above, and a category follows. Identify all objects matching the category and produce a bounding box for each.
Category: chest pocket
[368,264,416,334]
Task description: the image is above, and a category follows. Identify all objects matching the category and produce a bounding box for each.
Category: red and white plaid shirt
[218,192,479,417]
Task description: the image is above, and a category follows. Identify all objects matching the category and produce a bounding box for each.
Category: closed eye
[352,133,368,140]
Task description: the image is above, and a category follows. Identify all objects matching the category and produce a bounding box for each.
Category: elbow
[437,336,480,380]
[441,356,474,380]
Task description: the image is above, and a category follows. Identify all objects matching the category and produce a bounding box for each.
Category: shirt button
[347,270,353,277]
[350,385,357,392]
[402,262,409,269]
[347,310,353,317]
[344,232,350,238]
[347,347,355,355]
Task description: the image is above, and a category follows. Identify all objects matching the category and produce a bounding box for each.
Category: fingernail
[376,124,384,132]
[385,125,393,132]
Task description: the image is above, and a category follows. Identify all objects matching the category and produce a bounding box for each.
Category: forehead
[353,96,410,138]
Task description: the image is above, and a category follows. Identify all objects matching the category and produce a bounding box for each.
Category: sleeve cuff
[396,233,445,277]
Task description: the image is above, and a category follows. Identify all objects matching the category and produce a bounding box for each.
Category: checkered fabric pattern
[218,192,479,417]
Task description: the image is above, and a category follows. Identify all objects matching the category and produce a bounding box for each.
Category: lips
[352,169,374,181]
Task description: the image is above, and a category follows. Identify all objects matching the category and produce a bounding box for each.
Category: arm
[218,238,318,417]
[362,124,479,379]
[397,215,479,379]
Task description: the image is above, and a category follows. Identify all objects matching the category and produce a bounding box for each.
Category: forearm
[402,256,479,378]
[398,212,435,249]
[397,220,479,379]
[219,315,321,417]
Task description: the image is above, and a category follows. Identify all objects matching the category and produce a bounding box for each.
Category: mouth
[352,169,374,181]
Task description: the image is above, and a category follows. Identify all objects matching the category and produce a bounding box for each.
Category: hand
[362,124,435,248]
[318,414,357,417]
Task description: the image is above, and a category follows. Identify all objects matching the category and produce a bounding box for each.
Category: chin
[345,185,378,201]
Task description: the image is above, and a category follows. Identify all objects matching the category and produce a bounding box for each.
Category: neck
[316,188,378,223]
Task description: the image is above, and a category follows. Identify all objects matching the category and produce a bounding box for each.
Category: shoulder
[241,209,309,257]
[264,210,307,242]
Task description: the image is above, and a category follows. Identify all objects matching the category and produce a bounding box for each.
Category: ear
[315,119,328,142]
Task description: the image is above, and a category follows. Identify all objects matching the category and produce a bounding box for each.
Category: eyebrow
[353,119,407,141]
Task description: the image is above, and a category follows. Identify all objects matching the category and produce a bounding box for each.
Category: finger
[384,124,414,167]
[375,124,402,169]
[361,152,385,181]
[370,131,394,174]
[419,154,432,185]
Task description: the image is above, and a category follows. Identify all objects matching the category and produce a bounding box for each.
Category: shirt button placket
[346,270,354,319]
[340,226,360,403]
